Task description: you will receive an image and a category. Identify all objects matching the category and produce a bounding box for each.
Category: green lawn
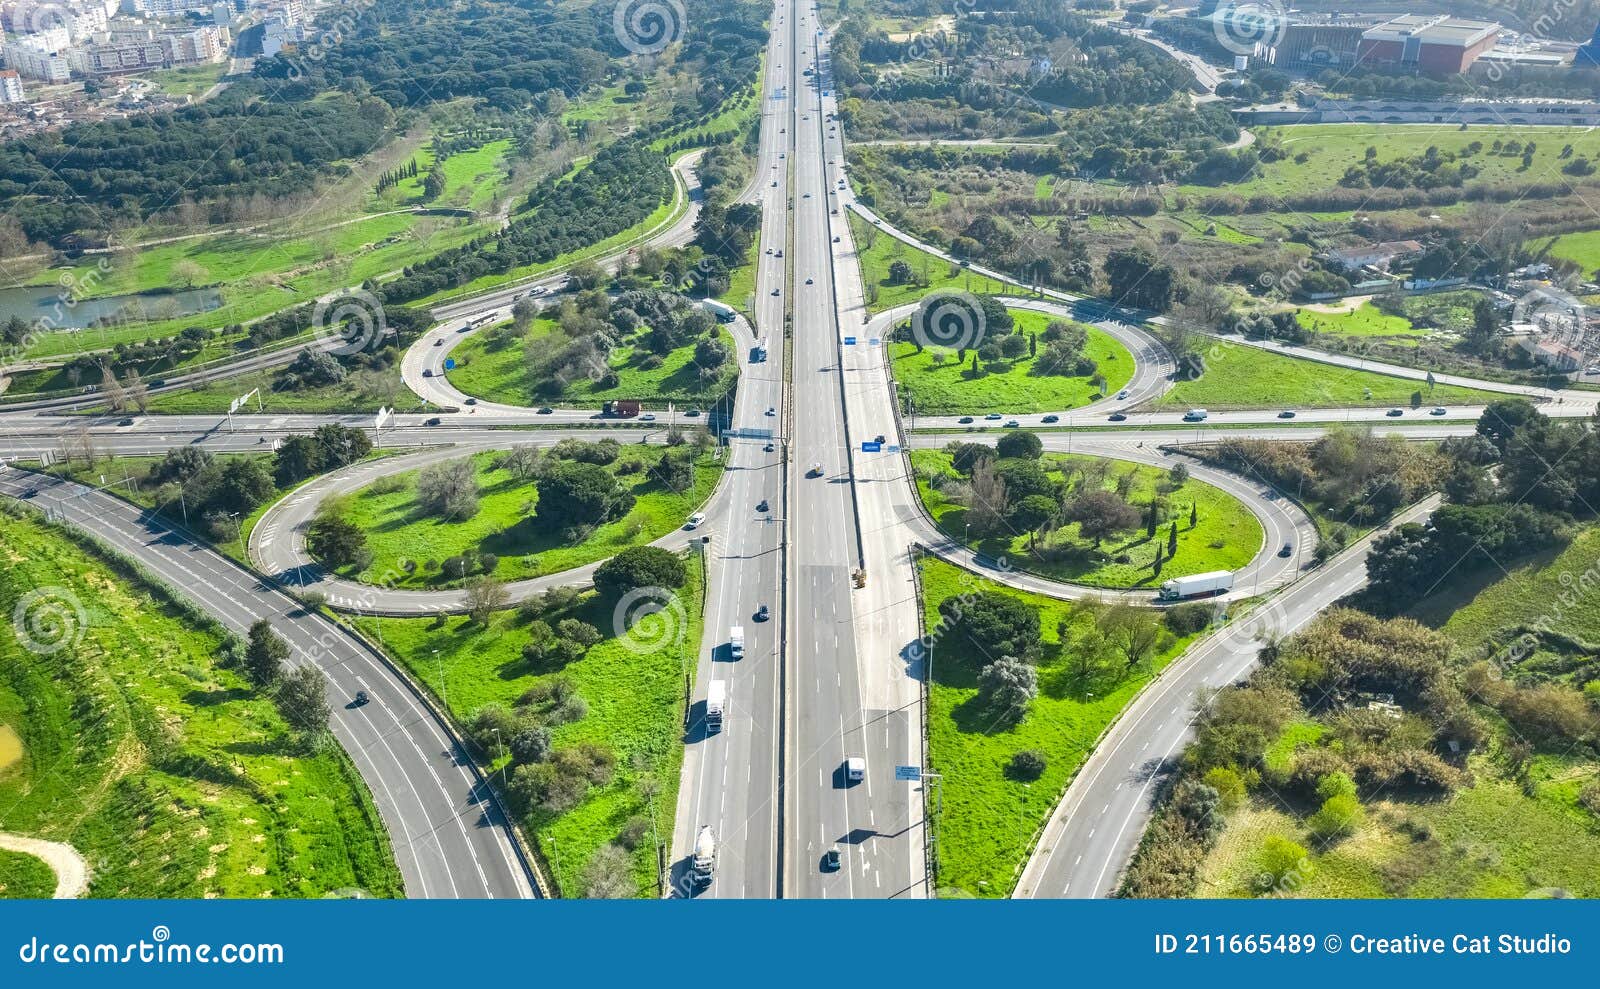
[1154,337,1509,411]
[893,309,1133,414]
[1176,124,1600,200]
[913,449,1263,590]
[0,849,57,898]
[340,446,721,588]
[849,211,1009,312]
[146,62,228,99]
[142,366,424,415]
[0,512,402,898]
[1296,302,1418,340]
[921,557,1199,897]
[1544,228,1600,277]
[444,316,738,409]
[353,555,703,896]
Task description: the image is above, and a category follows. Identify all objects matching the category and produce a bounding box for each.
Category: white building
[0,67,24,102]
[4,36,72,83]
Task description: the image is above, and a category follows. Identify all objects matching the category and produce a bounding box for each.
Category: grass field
[1153,338,1508,411]
[444,316,738,409]
[920,558,1199,897]
[340,447,721,588]
[1176,124,1600,200]
[849,212,1009,312]
[146,62,228,99]
[1544,228,1600,278]
[0,512,402,898]
[1296,302,1417,340]
[892,308,1133,414]
[913,449,1262,589]
[142,366,424,416]
[0,849,57,898]
[354,555,703,896]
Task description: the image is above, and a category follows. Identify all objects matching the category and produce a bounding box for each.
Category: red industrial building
[1356,14,1500,76]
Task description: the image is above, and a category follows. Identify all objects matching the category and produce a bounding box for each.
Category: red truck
[602,400,641,418]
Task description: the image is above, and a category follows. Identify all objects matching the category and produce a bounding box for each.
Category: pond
[0,283,224,331]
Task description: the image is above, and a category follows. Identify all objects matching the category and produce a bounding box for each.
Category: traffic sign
[895,765,921,781]
[843,336,856,345]
[862,441,881,453]
[869,337,880,345]
[444,358,456,370]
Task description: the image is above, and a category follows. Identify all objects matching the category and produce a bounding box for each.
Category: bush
[1163,602,1213,636]
[1201,766,1245,811]
[1307,793,1363,840]
[592,546,687,599]
[1254,835,1312,894]
[1008,749,1047,781]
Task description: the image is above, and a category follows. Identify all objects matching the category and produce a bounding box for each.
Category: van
[1183,408,1209,422]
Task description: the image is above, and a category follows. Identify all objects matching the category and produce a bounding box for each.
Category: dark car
[823,845,842,871]
[1278,410,1297,419]
[874,434,886,444]
[422,368,434,377]
[424,416,443,426]
[1041,415,1059,424]
[117,417,136,426]
[757,499,769,512]
[1108,412,1128,422]
[464,397,478,406]
[354,690,369,706]
[1386,408,1404,417]
[958,416,974,424]
[755,604,770,622]
[537,407,554,415]
[687,408,702,417]
[1278,543,1293,558]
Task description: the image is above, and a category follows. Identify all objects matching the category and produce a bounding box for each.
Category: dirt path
[0,833,89,898]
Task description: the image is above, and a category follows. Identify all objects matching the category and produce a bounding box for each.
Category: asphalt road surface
[0,466,536,899]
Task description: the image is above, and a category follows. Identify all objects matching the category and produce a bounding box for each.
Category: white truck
[706,679,727,732]
[692,826,717,886]
[729,625,746,660]
[1158,570,1234,601]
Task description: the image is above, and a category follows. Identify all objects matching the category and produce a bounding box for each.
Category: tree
[1189,502,1198,528]
[593,546,686,599]
[1255,835,1311,893]
[995,430,1043,460]
[887,259,915,285]
[939,591,1041,660]
[1100,604,1173,669]
[583,843,636,898]
[171,259,209,288]
[1104,246,1177,312]
[978,656,1038,724]
[1008,749,1047,781]
[1007,494,1057,546]
[535,461,630,531]
[417,456,481,520]
[306,514,368,570]
[464,576,510,622]
[274,434,326,486]
[245,620,289,685]
[1307,793,1362,839]
[276,666,331,735]
[509,724,552,764]
[960,459,1010,537]
[1475,398,1540,455]
[1064,490,1139,546]
[1168,521,1179,556]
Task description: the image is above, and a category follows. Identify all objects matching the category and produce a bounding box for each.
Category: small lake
[0,284,224,331]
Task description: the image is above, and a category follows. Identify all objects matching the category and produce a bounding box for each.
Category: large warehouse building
[1355,14,1500,76]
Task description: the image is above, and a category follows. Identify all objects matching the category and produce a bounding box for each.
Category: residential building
[0,67,24,102]
[4,36,72,82]
[1322,240,1424,273]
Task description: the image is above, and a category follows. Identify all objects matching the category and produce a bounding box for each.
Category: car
[433,338,444,346]
[755,604,770,622]
[807,462,824,477]
[771,180,778,187]
[117,417,136,426]
[764,442,775,452]
[1429,407,1447,416]
[639,413,657,422]
[421,368,434,377]
[1386,408,1404,417]
[805,277,814,284]
[537,407,554,415]
[959,259,970,267]
[766,407,776,416]
[874,434,886,444]
[464,397,477,406]
[1278,543,1293,558]
[687,408,702,417]
[803,192,811,198]
[958,416,974,424]
[756,499,769,512]
[1042,414,1059,424]
[772,288,781,296]
[1278,410,1297,419]
[779,151,786,157]
[844,757,865,782]
[685,512,707,530]
[1108,412,1128,422]
[984,413,1002,421]
[831,208,839,215]
[1116,389,1130,400]
[1003,420,1021,428]
[775,249,783,257]
[424,416,443,426]
[354,690,369,706]
[822,845,842,871]
[832,236,840,243]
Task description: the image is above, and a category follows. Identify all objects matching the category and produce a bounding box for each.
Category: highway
[1012,496,1441,899]
[667,0,789,899]
[0,466,537,899]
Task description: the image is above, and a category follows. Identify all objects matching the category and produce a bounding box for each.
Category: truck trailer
[1157,570,1234,601]
[706,679,727,731]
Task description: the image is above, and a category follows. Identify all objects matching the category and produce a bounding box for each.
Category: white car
[639,413,657,421]
[845,757,865,783]
[1116,389,1130,400]
[685,512,707,530]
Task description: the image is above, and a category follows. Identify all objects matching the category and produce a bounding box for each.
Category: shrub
[1008,749,1047,781]
[1255,835,1312,894]
[1164,602,1213,636]
[1307,793,1363,840]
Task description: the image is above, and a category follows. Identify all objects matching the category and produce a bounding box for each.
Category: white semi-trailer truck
[1157,570,1234,601]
